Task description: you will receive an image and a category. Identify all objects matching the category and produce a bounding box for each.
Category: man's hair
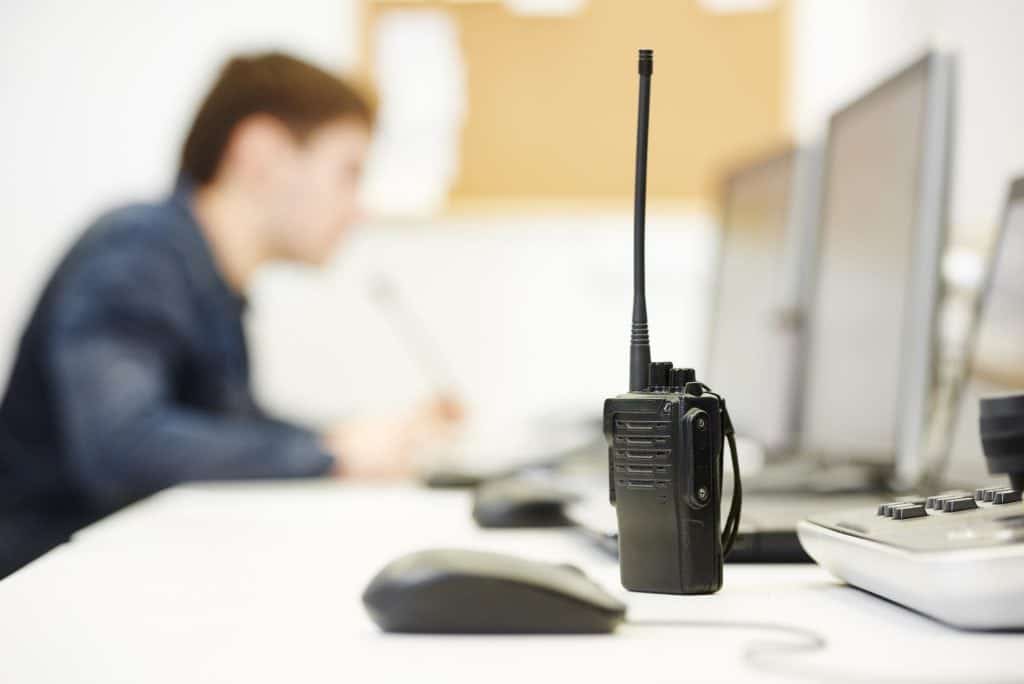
[181,52,375,185]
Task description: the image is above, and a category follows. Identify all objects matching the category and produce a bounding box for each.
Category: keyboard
[797,486,1024,630]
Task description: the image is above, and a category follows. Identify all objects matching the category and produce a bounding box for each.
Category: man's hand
[322,395,466,480]
[411,394,465,439]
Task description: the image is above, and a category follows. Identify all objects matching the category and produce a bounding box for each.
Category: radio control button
[648,362,673,387]
[671,368,696,387]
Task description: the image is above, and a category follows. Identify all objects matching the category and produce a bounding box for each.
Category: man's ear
[220,114,296,183]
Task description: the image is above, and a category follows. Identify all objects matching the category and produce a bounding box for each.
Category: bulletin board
[362,0,789,205]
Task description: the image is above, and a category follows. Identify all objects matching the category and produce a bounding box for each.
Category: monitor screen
[707,150,797,452]
[800,57,944,463]
[946,185,1024,484]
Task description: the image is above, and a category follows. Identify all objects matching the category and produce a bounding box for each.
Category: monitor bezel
[798,51,955,489]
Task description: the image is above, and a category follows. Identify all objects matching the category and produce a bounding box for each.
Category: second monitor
[707,144,822,457]
[799,52,955,490]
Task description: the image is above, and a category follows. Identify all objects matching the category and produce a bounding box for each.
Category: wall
[789,0,1024,240]
[248,211,717,450]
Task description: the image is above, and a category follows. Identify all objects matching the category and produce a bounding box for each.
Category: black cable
[629,619,825,676]
[632,618,986,684]
[721,432,742,556]
[719,405,742,557]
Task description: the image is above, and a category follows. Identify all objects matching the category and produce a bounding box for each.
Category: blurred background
[3,0,1024,468]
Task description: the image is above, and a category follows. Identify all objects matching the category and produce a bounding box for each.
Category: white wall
[249,211,716,443]
[790,0,1024,239]
[0,0,359,382]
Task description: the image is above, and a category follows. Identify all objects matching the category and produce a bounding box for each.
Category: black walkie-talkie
[603,49,742,595]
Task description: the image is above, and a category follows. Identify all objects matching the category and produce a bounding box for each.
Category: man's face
[270,118,370,265]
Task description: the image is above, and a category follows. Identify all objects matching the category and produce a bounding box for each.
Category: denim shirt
[0,180,333,568]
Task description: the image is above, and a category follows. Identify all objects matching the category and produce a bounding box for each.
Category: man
[0,53,461,577]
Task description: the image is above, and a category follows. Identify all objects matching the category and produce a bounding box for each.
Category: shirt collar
[168,174,248,312]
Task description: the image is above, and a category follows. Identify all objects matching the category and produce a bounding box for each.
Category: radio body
[605,366,726,594]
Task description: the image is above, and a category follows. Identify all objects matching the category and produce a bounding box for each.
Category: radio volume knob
[648,362,673,388]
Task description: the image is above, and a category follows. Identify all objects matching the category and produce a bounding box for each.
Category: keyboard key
[892,504,927,520]
[878,502,906,516]
[976,487,1003,502]
[888,503,917,517]
[943,496,979,513]
[928,493,969,510]
[878,501,925,517]
[994,489,1023,505]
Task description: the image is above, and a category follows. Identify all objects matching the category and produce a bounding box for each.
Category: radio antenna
[629,48,653,391]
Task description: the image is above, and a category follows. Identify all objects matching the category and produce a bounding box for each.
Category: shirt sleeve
[46,237,334,509]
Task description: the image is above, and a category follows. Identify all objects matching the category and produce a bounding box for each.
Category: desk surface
[0,481,1021,683]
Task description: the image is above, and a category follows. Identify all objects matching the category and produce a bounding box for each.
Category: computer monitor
[798,53,955,489]
[944,179,1024,485]
[706,146,822,455]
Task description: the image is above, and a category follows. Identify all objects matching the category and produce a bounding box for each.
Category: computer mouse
[421,467,486,489]
[362,548,626,633]
[472,477,580,528]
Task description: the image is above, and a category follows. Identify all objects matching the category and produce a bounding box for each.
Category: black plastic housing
[980,393,1024,492]
[604,369,725,594]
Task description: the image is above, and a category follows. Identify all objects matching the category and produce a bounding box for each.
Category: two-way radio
[603,49,742,594]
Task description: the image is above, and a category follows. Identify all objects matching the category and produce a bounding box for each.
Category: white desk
[0,481,1021,683]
